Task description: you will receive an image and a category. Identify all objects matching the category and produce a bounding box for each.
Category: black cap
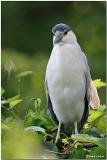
[52,23,71,33]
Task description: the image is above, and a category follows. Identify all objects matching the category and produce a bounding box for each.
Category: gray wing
[82,52,91,93]
[83,54,100,108]
[45,80,58,124]
[79,94,89,131]
[79,53,91,130]
[82,53,100,107]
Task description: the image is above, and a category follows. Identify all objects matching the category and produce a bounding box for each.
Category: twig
[77,142,97,147]
[44,141,77,155]
[62,141,77,153]
[44,141,97,155]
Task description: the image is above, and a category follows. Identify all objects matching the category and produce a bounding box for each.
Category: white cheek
[62,35,67,42]
[53,36,55,44]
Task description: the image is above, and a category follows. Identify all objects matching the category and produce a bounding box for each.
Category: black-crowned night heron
[45,23,100,143]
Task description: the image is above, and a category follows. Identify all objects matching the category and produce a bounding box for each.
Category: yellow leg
[55,122,61,144]
[74,121,78,148]
[74,121,78,135]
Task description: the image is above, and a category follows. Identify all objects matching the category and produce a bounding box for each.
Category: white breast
[46,43,86,125]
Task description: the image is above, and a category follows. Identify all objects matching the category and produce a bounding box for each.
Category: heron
[45,23,100,143]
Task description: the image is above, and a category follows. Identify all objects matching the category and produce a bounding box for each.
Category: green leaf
[95,114,106,134]
[98,105,106,111]
[1,88,5,96]
[71,134,106,150]
[24,126,46,134]
[86,147,106,159]
[16,71,34,78]
[36,98,41,108]
[88,110,104,123]
[88,106,106,134]
[1,123,9,131]
[88,105,106,122]
[93,79,106,89]
[7,95,20,102]
[69,147,87,159]
[7,95,23,107]
[9,99,23,107]
[62,138,69,144]
[31,98,41,113]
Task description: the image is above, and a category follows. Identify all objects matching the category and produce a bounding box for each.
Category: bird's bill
[53,32,63,44]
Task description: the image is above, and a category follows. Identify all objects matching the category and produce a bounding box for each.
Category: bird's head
[52,23,77,45]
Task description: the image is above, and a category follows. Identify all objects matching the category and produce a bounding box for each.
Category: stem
[24,100,33,124]
[17,79,21,95]
[34,99,37,112]
[11,107,20,120]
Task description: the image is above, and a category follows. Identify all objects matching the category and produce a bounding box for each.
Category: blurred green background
[1,1,106,117]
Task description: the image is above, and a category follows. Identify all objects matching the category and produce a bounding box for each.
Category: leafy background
[1,1,106,159]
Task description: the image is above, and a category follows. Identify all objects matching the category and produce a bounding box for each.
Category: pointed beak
[53,32,63,44]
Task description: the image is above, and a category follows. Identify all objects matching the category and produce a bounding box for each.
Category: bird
[45,23,100,143]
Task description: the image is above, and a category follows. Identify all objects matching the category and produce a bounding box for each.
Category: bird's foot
[74,140,78,148]
[71,134,80,148]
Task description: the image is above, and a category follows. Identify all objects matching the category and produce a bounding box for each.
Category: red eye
[64,31,67,35]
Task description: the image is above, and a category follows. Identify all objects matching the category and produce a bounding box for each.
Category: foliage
[6,95,23,108]
[93,79,106,89]
[1,1,106,56]
[71,134,106,150]
[16,71,34,79]
[1,87,5,96]
[1,69,106,159]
